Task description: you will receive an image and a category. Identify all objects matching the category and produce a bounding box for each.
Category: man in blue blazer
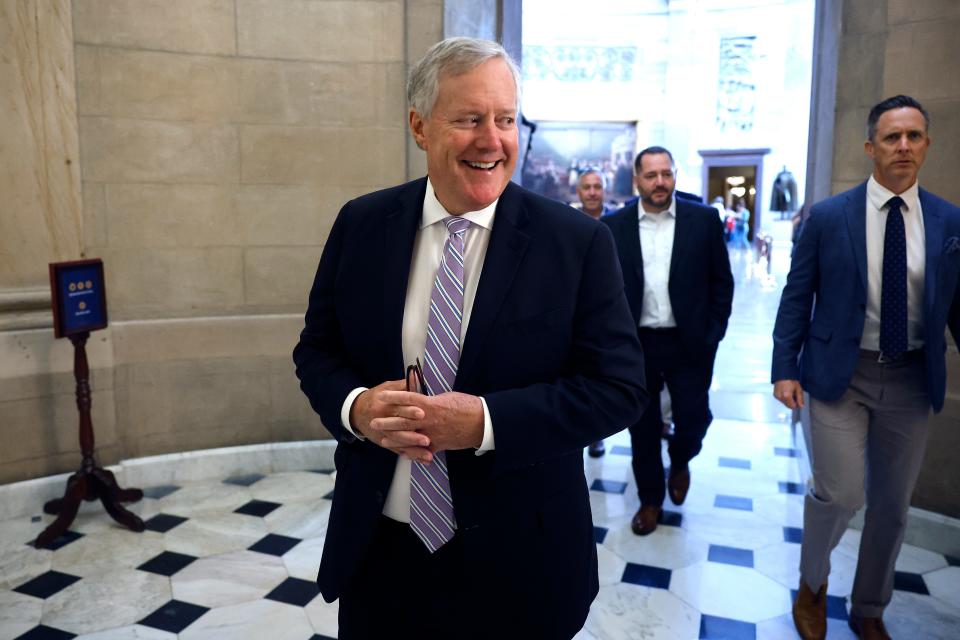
[603,147,734,536]
[772,95,960,640]
[293,38,647,639]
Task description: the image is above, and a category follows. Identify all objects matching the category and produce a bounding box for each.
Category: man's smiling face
[409,58,518,214]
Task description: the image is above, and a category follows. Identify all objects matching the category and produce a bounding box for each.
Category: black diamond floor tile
[265,577,321,607]
[718,456,752,470]
[893,571,929,595]
[309,468,335,475]
[13,570,81,599]
[774,447,799,458]
[13,625,76,639]
[945,554,960,567]
[223,473,265,487]
[234,499,282,518]
[621,563,671,590]
[143,513,188,533]
[783,526,803,544]
[309,635,337,640]
[32,530,83,551]
[610,445,632,456]
[699,614,756,639]
[659,509,683,528]
[141,484,181,500]
[708,544,754,568]
[778,481,805,495]
[590,479,627,494]
[249,533,302,557]
[714,495,753,511]
[593,526,608,544]
[137,551,198,577]
[139,599,209,633]
[322,489,335,500]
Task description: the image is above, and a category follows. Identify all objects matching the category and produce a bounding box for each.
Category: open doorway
[700,148,770,242]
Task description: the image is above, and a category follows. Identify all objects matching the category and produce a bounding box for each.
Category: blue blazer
[293,178,647,636]
[772,181,960,412]
[602,198,734,354]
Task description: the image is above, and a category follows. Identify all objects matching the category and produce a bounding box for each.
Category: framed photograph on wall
[49,259,108,338]
[520,121,637,206]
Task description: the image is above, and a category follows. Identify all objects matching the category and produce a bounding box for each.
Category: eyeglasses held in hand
[406,357,426,395]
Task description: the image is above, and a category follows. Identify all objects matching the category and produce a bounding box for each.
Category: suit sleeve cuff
[341,387,369,440]
[475,396,495,455]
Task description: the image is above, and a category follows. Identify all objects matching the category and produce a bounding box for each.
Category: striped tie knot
[444,216,471,237]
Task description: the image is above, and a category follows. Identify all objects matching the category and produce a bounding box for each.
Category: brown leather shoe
[630,505,661,536]
[667,464,690,505]
[848,614,891,640]
[792,580,827,640]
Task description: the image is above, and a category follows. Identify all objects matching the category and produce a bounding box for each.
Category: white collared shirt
[861,175,925,350]
[340,178,497,522]
[637,196,678,328]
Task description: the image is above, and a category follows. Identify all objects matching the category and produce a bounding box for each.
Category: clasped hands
[349,380,485,464]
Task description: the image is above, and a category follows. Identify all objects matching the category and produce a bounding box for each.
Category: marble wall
[0,0,444,484]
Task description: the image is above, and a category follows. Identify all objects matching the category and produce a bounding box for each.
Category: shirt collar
[422,178,497,230]
[867,174,920,214]
[638,194,677,221]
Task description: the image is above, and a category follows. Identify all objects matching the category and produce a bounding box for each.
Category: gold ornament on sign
[86,281,93,289]
[79,302,87,310]
[77,282,85,290]
[69,283,77,292]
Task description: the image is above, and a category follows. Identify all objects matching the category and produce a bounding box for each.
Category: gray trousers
[800,350,930,618]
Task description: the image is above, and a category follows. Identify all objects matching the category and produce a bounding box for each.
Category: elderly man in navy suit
[293,37,647,639]
[773,95,960,640]
[603,146,734,536]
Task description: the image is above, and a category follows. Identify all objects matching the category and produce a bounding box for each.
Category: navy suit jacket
[293,178,647,636]
[772,182,960,412]
[602,198,734,354]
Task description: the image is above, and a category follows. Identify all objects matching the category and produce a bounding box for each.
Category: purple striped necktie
[410,215,470,552]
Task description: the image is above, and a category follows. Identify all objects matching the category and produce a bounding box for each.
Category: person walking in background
[603,146,733,536]
[772,95,960,640]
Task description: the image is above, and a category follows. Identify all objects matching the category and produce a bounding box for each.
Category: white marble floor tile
[304,591,339,636]
[155,481,251,517]
[41,568,171,636]
[179,597,315,640]
[753,541,802,590]
[585,582,700,640]
[0,517,47,552]
[51,529,165,577]
[894,541,949,574]
[683,509,784,551]
[756,613,858,640]
[596,544,627,587]
[76,624,177,639]
[282,535,325,581]
[883,590,960,640]
[670,561,792,623]
[0,589,43,639]
[248,472,334,505]
[753,493,805,528]
[589,491,637,530]
[604,523,710,571]
[0,543,51,590]
[571,626,599,640]
[163,512,266,558]
[924,566,960,610]
[263,500,331,539]
[171,550,288,608]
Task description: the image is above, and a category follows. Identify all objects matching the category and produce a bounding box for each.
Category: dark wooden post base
[34,333,145,549]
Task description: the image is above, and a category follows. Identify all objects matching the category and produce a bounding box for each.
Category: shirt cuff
[341,387,369,439]
[475,397,495,455]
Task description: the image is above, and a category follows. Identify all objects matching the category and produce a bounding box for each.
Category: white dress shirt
[637,196,678,328]
[861,175,926,351]
[340,179,496,522]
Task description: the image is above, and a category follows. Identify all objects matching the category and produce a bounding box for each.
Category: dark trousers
[629,328,715,507]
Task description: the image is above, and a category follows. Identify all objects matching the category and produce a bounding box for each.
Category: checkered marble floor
[2,422,958,639]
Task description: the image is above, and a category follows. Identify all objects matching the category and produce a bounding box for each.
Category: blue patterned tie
[409,216,470,552]
[880,196,907,359]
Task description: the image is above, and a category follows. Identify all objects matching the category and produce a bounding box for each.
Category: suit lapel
[616,203,644,286]
[844,182,869,295]
[668,200,687,284]
[457,182,530,386]
[920,188,943,317]
[382,178,426,375]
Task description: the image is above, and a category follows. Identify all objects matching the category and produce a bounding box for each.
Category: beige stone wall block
[835,33,885,109]
[235,185,338,247]
[0,327,114,382]
[831,107,873,183]
[406,0,443,63]
[919,100,960,204]
[237,59,340,126]
[267,358,329,436]
[80,117,239,184]
[240,125,338,185]
[73,0,236,55]
[883,23,960,101]
[111,315,302,365]
[888,0,960,24]
[337,127,407,187]
[95,48,239,122]
[244,248,319,308]
[105,184,239,249]
[0,0,83,290]
[99,247,244,317]
[82,182,108,249]
[843,0,887,35]
[338,62,406,127]
[74,45,101,115]
[237,0,403,62]
[0,449,122,486]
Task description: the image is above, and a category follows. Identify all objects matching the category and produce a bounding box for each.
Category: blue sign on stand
[49,259,108,338]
